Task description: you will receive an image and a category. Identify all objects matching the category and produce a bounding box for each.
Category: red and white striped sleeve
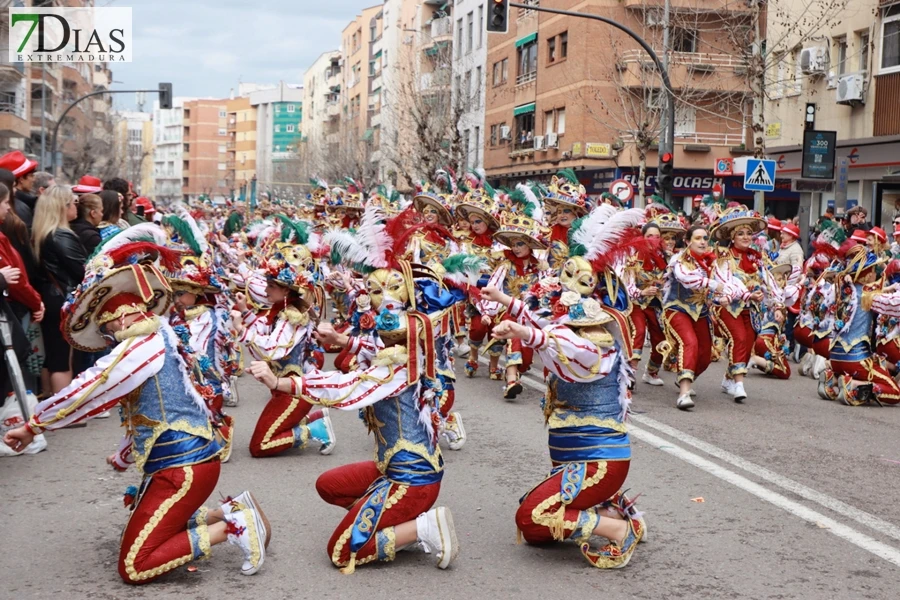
[110,435,134,472]
[507,297,549,329]
[521,324,619,383]
[345,332,381,367]
[872,290,900,316]
[476,264,507,317]
[28,333,165,434]
[287,363,410,410]
[242,315,308,362]
[188,309,214,355]
[673,253,715,291]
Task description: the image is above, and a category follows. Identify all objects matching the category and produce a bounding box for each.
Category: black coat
[38,229,86,304]
[14,189,36,229]
[69,218,101,256]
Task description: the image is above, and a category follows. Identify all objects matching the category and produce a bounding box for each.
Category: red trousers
[663,309,712,383]
[631,305,665,372]
[793,325,814,349]
[469,314,533,370]
[812,336,832,359]
[753,334,791,379]
[831,358,900,404]
[516,460,630,544]
[118,461,220,584]
[716,309,755,377]
[440,388,455,418]
[877,340,900,366]
[316,461,441,568]
[249,390,313,458]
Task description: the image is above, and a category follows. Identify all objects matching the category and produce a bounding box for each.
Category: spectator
[32,185,86,393]
[776,223,804,268]
[98,189,124,244]
[103,177,143,226]
[0,151,39,228]
[847,205,872,231]
[0,168,42,301]
[0,183,43,325]
[33,171,55,197]
[69,193,103,256]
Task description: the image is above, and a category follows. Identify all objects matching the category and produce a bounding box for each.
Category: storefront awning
[515,32,537,48]
[513,102,535,116]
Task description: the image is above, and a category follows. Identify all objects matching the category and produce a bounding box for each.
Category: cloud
[112,0,374,108]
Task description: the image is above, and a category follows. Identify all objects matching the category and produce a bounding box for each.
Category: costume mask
[560,256,597,298]
[366,268,409,310]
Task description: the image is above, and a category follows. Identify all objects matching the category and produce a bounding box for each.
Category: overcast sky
[110,0,377,111]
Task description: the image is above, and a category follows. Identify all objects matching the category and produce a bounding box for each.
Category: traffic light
[487,0,509,34]
[658,151,674,195]
[158,82,172,109]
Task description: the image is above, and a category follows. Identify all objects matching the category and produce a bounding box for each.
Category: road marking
[475,357,900,564]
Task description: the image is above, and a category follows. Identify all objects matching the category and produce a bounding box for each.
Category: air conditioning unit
[800,47,828,75]
[500,125,511,140]
[645,10,663,27]
[546,132,559,148]
[836,73,865,105]
[534,135,545,150]
[561,151,572,159]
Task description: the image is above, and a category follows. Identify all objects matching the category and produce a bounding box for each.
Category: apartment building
[765,0,900,225]
[452,0,488,172]
[303,50,342,161]
[340,5,384,174]
[483,0,760,210]
[0,16,29,153]
[249,82,304,197]
[153,97,190,202]
[181,98,230,202]
[114,111,153,195]
[225,95,257,199]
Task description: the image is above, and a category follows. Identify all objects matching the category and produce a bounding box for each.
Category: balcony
[0,62,25,80]
[371,72,382,91]
[370,111,381,128]
[621,131,745,147]
[420,70,450,91]
[325,71,341,90]
[226,141,235,150]
[183,169,190,178]
[183,117,191,126]
[0,94,28,139]
[618,49,750,94]
[517,0,539,20]
[624,0,751,12]
[226,160,235,169]
[326,102,340,118]
[430,17,452,41]
[227,118,236,131]
[516,71,537,87]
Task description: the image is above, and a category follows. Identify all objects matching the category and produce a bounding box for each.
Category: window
[674,104,696,135]
[456,18,463,58]
[544,109,554,135]
[369,60,376,76]
[287,104,295,113]
[560,32,568,59]
[835,36,848,75]
[218,144,226,152]
[275,124,281,132]
[490,123,499,146]
[218,163,226,170]
[672,28,697,53]
[882,5,900,73]
[466,12,473,53]
[454,74,462,97]
[475,66,482,106]
[218,109,226,117]
[478,4,484,48]
[275,145,281,151]
[493,61,501,85]
[287,124,295,133]
[518,41,538,79]
[859,30,870,72]
[275,104,281,113]
[514,112,535,148]
[370,24,376,40]
[790,49,802,95]
[557,108,565,134]
[544,108,566,135]
[474,125,480,166]
[463,129,470,168]
[464,70,472,106]
[502,58,508,83]
[548,37,556,63]
[218,128,226,135]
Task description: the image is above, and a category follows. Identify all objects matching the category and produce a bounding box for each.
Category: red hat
[782,223,800,238]
[850,229,868,243]
[870,226,887,243]
[133,196,155,216]
[767,217,782,231]
[0,150,38,178]
[73,175,103,194]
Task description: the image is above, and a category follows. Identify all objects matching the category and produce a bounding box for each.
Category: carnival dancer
[820,246,900,405]
[478,203,648,569]
[709,207,767,403]
[749,263,800,378]
[248,204,465,573]
[235,239,335,458]
[623,213,683,385]
[456,182,502,378]
[540,170,589,271]
[662,223,743,410]
[477,189,547,399]
[3,242,271,583]
[876,260,900,372]
[163,211,239,462]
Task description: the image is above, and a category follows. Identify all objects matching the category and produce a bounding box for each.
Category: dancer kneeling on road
[3,242,270,584]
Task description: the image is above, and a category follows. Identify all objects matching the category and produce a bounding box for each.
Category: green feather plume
[276,214,310,245]
[556,168,579,186]
[162,215,201,255]
[224,211,244,237]
[568,215,587,257]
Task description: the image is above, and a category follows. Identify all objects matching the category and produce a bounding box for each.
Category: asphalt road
[3,353,900,600]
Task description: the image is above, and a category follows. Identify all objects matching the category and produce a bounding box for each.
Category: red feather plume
[105,242,183,271]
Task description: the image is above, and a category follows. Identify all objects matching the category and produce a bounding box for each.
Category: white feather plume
[96,222,167,256]
[576,206,645,262]
[354,204,391,268]
[173,202,209,254]
[325,229,371,267]
[516,183,543,224]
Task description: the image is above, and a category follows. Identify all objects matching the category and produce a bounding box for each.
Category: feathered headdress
[569,205,646,271]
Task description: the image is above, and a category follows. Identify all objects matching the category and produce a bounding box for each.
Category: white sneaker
[641,372,664,386]
[676,394,695,410]
[96,410,111,418]
[446,412,466,451]
[721,377,736,395]
[799,352,813,377]
[813,356,828,381]
[225,503,267,575]
[456,342,471,357]
[732,381,747,403]
[416,507,459,569]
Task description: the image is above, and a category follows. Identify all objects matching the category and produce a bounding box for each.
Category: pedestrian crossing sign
[744,159,776,192]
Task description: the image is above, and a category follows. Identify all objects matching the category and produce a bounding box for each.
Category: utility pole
[659,0,671,157]
[749,0,766,214]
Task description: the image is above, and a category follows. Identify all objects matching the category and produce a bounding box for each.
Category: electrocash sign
[801,130,837,180]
